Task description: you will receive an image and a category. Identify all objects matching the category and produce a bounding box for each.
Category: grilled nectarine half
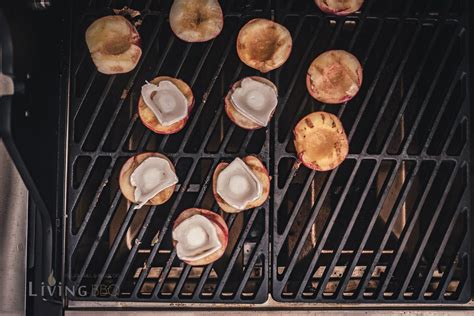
[294,112,349,171]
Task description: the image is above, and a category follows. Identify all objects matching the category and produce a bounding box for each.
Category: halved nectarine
[294,112,349,171]
[237,19,292,73]
[307,50,362,104]
[85,15,142,74]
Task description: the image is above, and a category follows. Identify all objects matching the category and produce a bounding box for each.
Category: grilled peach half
[85,15,142,74]
[212,156,270,213]
[315,0,364,15]
[119,152,176,206]
[307,50,362,104]
[294,112,349,171]
[237,18,292,73]
[172,208,228,266]
[170,0,224,42]
[138,76,194,135]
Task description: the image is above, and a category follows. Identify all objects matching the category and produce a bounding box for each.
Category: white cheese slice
[231,77,278,127]
[173,214,221,261]
[130,156,178,209]
[216,158,262,210]
[141,80,188,126]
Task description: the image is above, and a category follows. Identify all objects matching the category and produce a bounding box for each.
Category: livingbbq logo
[28,271,117,297]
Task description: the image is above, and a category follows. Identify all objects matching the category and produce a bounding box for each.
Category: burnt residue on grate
[64,0,470,305]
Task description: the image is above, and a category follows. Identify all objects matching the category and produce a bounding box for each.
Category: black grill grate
[67,0,272,303]
[272,0,470,303]
[65,0,470,305]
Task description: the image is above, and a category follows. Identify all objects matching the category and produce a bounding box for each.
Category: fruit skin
[119,152,176,206]
[138,76,194,135]
[172,208,228,266]
[224,76,278,130]
[212,155,270,213]
[293,112,349,171]
[85,15,142,74]
[306,50,363,104]
[236,18,292,73]
[169,0,224,43]
[315,0,364,16]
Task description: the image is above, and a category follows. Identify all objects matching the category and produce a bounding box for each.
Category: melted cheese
[216,158,262,209]
[130,157,178,209]
[141,80,188,126]
[231,78,278,126]
[173,214,221,261]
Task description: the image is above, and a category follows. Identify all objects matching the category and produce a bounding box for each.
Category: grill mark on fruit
[111,65,124,72]
[315,65,325,77]
[357,67,363,85]
[341,63,359,87]
[321,113,325,123]
[334,141,342,156]
[312,161,321,170]
[334,53,360,87]
[305,118,314,128]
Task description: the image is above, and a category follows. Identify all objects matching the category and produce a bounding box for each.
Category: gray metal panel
[0,139,28,316]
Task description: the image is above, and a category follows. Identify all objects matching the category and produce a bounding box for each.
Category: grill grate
[67,0,272,303]
[65,0,470,305]
[272,0,470,303]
